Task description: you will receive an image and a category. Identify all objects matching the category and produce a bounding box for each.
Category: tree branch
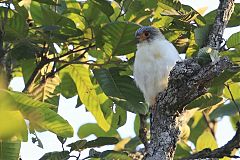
[207,0,234,49]
[145,0,235,159]
[182,122,240,160]
[23,45,95,92]
[145,57,233,160]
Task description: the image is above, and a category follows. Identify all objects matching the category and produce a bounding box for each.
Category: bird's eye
[144,32,150,37]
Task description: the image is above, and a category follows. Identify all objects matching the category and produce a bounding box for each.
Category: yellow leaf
[69,65,110,131]
[196,130,217,151]
[0,111,27,141]
[197,6,208,15]
[114,138,131,151]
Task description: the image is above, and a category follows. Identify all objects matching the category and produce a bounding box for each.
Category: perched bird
[133,26,181,106]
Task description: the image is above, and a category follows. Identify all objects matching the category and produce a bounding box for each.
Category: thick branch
[145,0,235,159]
[145,57,233,160]
[207,0,234,49]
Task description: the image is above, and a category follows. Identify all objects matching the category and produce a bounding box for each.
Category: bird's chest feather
[133,39,180,93]
[134,40,175,72]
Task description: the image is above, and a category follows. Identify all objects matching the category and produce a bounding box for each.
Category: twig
[0,0,11,59]
[23,45,95,92]
[224,83,240,116]
[202,111,216,138]
[182,122,240,160]
[115,0,125,21]
[57,45,95,60]
[46,48,89,78]
[22,58,53,92]
[139,114,149,150]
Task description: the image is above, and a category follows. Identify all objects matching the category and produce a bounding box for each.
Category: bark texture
[207,0,234,50]
[145,58,233,160]
[145,0,235,159]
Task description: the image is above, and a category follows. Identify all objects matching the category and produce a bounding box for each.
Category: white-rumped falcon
[133,26,181,106]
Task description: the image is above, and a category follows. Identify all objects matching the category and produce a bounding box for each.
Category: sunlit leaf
[90,0,114,17]
[114,138,131,151]
[77,123,119,139]
[100,22,140,56]
[188,111,208,143]
[1,90,73,138]
[68,65,110,131]
[196,130,217,151]
[223,83,240,100]
[0,111,27,141]
[186,93,223,110]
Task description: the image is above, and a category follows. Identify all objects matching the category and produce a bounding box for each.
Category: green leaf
[196,130,217,151]
[4,6,28,41]
[90,0,114,17]
[68,65,110,131]
[39,151,70,160]
[58,69,78,98]
[66,140,87,151]
[85,137,119,148]
[174,142,191,159]
[2,90,73,138]
[81,1,109,26]
[204,4,240,27]
[0,140,21,160]
[186,32,199,58]
[211,69,239,86]
[101,22,140,56]
[194,26,210,48]
[220,50,240,62]
[33,0,58,5]
[227,31,240,48]
[30,2,82,41]
[186,93,223,110]
[158,0,181,11]
[223,83,240,100]
[93,68,148,114]
[204,10,216,25]
[10,40,37,60]
[210,101,240,120]
[229,114,239,131]
[134,115,140,136]
[227,4,240,27]
[77,123,120,139]
[67,137,118,151]
[100,150,131,160]
[188,111,208,144]
[20,59,36,84]
[124,137,141,152]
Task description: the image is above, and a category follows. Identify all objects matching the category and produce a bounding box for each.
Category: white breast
[133,38,181,106]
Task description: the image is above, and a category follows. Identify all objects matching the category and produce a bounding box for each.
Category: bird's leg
[139,114,149,150]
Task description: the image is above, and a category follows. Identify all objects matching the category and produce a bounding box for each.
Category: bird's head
[135,26,164,43]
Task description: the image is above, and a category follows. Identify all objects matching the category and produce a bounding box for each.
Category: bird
[133,26,181,106]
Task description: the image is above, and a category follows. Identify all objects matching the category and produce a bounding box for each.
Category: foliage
[0,0,240,159]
